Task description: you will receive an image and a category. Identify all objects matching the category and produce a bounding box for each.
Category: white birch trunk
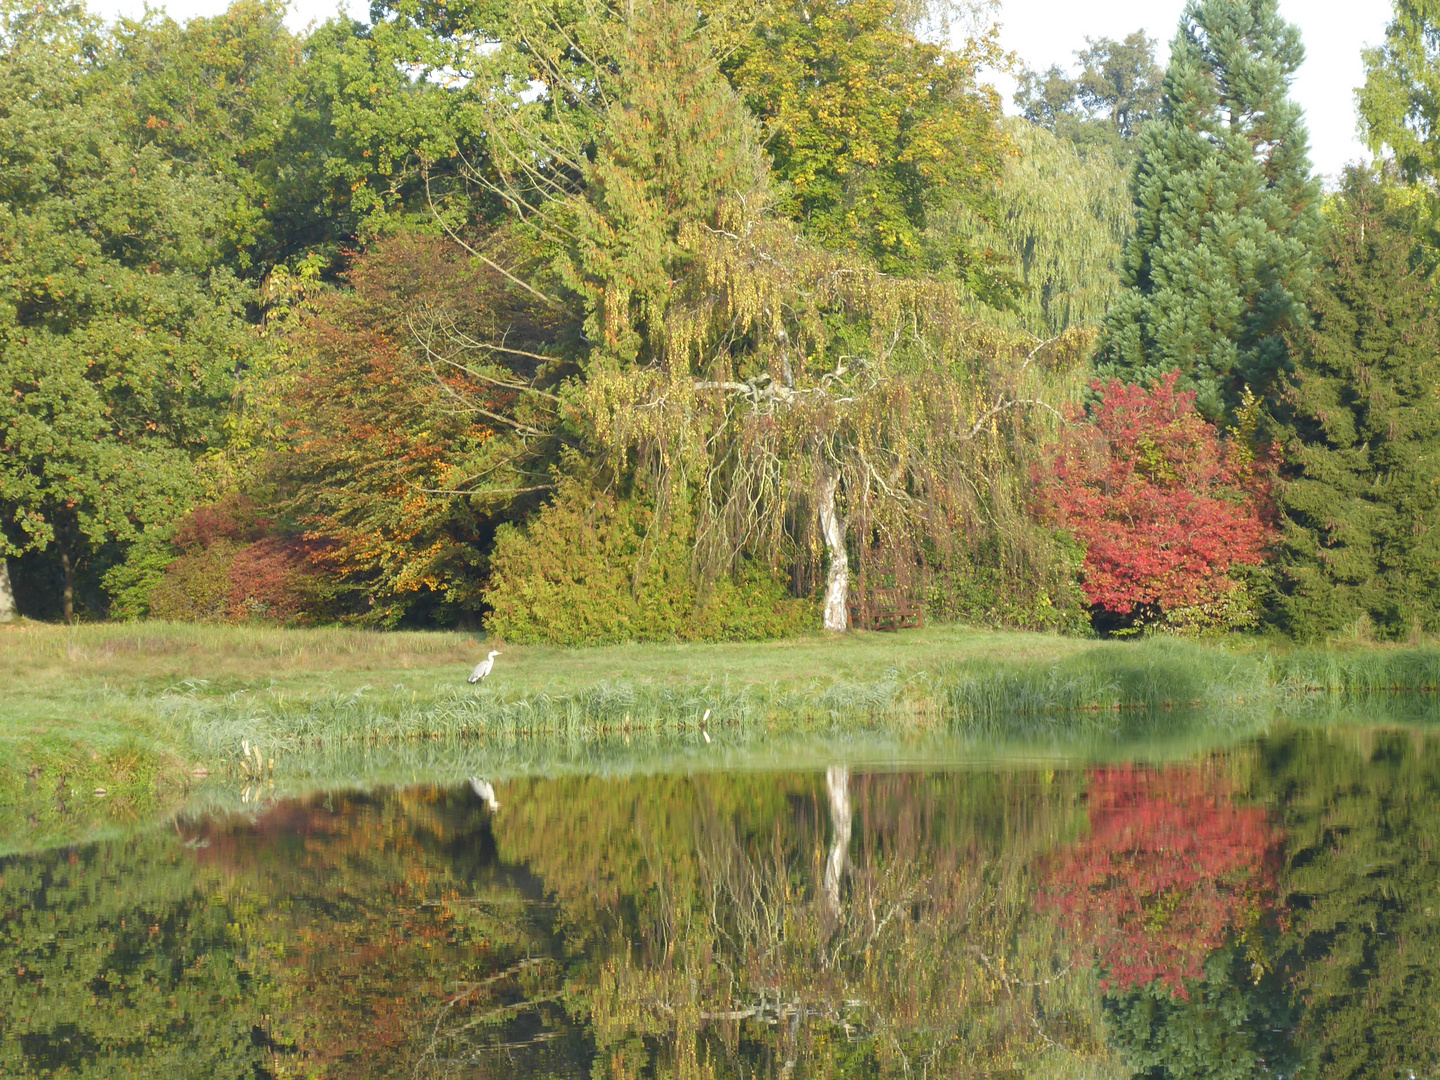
[0,559,14,622]
[823,765,852,917]
[819,473,849,632]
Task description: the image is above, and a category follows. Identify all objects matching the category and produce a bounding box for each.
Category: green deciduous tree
[106,1,307,272]
[936,119,1131,336]
[1097,0,1320,420]
[1271,170,1440,640]
[0,0,257,619]
[723,0,1012,283]
[1015,30,1163,163]
[1359,0,1440,190]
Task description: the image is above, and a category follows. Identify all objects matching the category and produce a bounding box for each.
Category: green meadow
[3,619,1440,853]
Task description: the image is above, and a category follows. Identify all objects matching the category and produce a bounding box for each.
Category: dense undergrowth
[4,622,1440,852]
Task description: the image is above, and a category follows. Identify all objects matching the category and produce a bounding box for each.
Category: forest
[2,0,1438,644]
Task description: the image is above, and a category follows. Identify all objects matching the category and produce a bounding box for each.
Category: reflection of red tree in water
[1040,765,1283,999]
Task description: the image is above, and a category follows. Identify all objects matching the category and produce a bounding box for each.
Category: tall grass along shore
[3,621,1439,852]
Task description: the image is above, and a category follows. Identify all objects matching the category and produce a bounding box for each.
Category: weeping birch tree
[416,0,1085,637]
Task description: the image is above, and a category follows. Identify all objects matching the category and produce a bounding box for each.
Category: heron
[468,650,500,684]
[468,776,500,812]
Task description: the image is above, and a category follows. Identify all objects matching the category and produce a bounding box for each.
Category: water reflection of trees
[189,787,585,1080]
[6,731,1440,1079]
[1263,727,1440,1080]
[517,769,1121,1078]
[1038,764,1285,998]
[1033,761,1303,1079]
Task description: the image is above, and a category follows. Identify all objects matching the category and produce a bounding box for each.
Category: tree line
[2,0,1439,642]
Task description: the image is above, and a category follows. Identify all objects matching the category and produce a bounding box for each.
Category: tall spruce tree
[1272,170,1440,640]
[1097,0,1320,420]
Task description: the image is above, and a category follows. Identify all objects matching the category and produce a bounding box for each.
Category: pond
[2,724,1438,1079]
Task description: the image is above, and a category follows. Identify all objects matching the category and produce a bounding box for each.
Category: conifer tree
[1097,0,1320,420]
[1272,170,1440,639]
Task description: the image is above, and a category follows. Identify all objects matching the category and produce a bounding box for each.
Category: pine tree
[1272,170,1440,639]
[1097,0,1320,420]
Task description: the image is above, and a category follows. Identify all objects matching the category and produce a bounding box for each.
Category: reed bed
[1273,648,1440,695]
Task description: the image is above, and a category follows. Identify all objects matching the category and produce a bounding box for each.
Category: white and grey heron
[468,650,500,684]
[468,776,500,812]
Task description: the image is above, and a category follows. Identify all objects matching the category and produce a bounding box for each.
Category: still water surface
[3,725,1439,1078]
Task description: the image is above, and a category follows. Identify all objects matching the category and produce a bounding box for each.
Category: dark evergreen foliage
[1097,0,1320,420]
[1272,170,1440,639]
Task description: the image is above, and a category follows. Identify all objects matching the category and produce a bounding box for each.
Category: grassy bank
[3,620,1440,851]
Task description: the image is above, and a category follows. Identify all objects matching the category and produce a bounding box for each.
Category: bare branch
[423,170,570,313]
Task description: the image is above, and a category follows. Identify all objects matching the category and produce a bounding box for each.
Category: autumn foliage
[270,232,567,624]
[147,495,321,622]
[1036,373,1276,626]
[1039,765,1283,999]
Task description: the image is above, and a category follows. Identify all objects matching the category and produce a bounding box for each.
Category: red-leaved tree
[1036,373,1276,627]
[1038,765,1284,999]
[148,495,324,622]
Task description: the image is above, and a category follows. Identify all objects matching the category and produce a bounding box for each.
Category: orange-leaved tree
[271,230,570,623]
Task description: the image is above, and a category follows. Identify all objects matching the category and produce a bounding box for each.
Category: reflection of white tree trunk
[0,559,14,623]
[823,765,852,916]
[819,474,849,632]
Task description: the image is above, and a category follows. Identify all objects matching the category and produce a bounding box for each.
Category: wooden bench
[847,587,923,631]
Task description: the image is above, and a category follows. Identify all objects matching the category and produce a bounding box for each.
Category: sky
[91,0,1394,182]
[991,0,1392,181]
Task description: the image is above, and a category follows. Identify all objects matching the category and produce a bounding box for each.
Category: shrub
[227,538,321,622]
[103,525,182,621]
[147,541,240,622]
[922,533,1090,634]
[1036,374,1276,633]
[484,480,813,645]
[173,493,270,550]
[129,497,325,623]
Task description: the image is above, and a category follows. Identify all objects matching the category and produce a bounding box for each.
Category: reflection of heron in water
[468,776,500,813]
[823,765,851,916]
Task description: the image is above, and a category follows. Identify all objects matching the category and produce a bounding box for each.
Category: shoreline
[3,621,1440,852]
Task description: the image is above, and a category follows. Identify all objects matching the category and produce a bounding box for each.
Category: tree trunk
[0,559,14,623]
[823,765,852,917]
[819,472,849,632]
[60,549,74,624]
